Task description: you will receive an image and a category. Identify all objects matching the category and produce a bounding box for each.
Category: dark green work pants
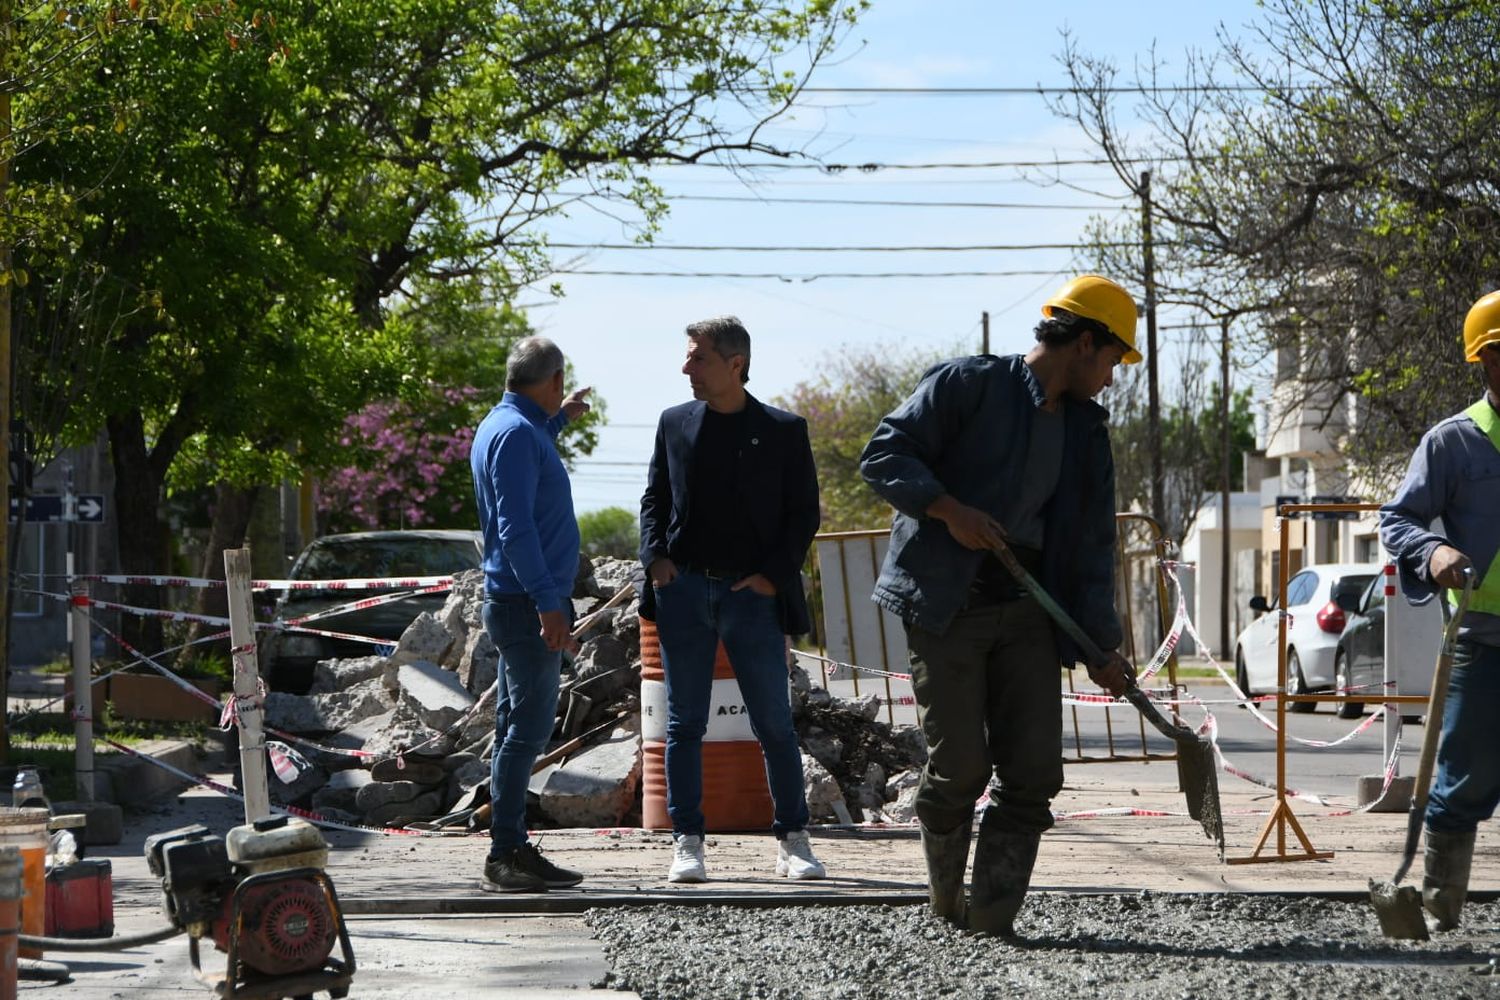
[906,595,1063,836]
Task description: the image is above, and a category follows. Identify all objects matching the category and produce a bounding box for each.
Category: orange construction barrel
[0,809,48,962]
[639,616,774,832]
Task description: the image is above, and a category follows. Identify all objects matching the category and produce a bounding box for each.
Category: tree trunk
[106,410,170,656]
[176,482,260,667]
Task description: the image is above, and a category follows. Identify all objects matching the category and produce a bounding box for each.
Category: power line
[556,269,1071,281]
[706,84,1325,96]
[564,192,1116,211]
[550,241,1151,253]
[648,154,1255,171]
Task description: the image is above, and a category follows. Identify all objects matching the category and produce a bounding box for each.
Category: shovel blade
[1174,734,1225,854]
[1370,879,1429,940]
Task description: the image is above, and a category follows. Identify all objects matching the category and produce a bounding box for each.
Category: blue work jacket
[859,354,1123,666]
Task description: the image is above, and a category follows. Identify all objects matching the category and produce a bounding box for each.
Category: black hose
[18,923,183,951]
[18,957,71,982]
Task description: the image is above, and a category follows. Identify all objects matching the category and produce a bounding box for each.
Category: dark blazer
[639,393,821,635]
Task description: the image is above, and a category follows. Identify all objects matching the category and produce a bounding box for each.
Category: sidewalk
[44,766,1500,997]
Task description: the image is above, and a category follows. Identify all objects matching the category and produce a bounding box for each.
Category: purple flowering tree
[318,386,484,532]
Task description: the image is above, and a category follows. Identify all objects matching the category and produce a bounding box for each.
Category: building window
[1354,534,1379,563]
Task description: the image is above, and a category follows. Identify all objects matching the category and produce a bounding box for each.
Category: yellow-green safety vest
[1448,398,1500,616]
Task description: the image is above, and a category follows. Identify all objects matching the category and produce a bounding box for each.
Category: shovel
[1369,568,1474,941]
[989,540,1225,854]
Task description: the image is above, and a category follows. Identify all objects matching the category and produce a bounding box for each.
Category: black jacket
[638,393,820,634]
[860,355,1122,664]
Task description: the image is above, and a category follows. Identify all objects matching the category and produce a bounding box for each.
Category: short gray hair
[686,316,751,384]
[505,336,565,391]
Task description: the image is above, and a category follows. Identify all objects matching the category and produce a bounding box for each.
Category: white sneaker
[776,830,827,880]
[669,834,707,883]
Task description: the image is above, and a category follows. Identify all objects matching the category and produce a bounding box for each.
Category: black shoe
[481,851,547,893]
[484,842,584,892]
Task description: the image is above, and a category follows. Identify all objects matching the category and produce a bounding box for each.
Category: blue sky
[523,1,1268,513]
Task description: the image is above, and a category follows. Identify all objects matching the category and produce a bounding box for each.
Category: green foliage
[1107,355,1258,544]
[13,0,865,586]
[1053,0,1500,476]
[774,344,949,531]
[578,506,640,561]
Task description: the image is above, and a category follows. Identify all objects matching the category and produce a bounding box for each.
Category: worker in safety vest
[859,275,1137,936]
[1380,289,1500,933]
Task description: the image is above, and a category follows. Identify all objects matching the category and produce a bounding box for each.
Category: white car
[1233,562,1380,712]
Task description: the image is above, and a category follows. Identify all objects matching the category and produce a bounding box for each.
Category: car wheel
[1235,647,1251,703]
[1334,650,1362,719]
[1287,649,1316,713]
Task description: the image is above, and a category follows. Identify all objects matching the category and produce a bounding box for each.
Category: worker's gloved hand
[1086,651,1135,699]
[1428,544,1473,590]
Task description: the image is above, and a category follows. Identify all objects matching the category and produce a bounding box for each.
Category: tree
[1049,0,1500,485]
[775,344,949,531]
[19,0,866,648]
[578,506,639,561]
[1106,343,1257,545]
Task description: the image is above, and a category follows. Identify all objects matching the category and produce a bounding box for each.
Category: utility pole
[1220,315,1233,658]
[0,0,15,762]
[1139,170,1164,529]
[981,310,989,354]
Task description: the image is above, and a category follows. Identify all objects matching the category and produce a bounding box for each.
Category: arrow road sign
[75,494,105,523]
[7,493,107,523]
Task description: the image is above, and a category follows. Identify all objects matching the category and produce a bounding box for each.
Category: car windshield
[294,537,478,581]
[1331,574,1376,609]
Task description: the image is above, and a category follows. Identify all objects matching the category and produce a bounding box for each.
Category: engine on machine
[145,815,355,1000]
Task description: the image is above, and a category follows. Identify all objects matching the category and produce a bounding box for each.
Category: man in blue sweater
[860,275,1137,936]
[1380,289,1500,932]
[471,336,591,892]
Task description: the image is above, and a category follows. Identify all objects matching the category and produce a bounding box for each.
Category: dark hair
[686,316,751,384]
[1034,308,1129,355]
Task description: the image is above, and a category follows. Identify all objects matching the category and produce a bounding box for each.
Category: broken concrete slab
[458,627,498,696]
[365,789,444,827]
[389,659,475,732]
[312,677,396,732]
[263,691,326,734]
[388,612,454,669]
[311,768,374,814]
[802,752,849,825]
[310,655,387,695]
[533,726,641,829]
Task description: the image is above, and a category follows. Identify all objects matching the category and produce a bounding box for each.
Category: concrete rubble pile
[260,556,927,831]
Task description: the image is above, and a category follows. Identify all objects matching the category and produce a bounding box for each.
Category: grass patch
[5,711,214,802]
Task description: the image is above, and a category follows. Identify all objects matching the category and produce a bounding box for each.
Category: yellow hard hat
[1041,275,1142,364]
[1464,290,1500,362]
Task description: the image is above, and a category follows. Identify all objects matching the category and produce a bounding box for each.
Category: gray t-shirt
[1001,405,1064,549]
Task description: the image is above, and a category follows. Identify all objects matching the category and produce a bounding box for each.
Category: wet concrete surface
[33,766,1500,997]
[589,896,1500,1000]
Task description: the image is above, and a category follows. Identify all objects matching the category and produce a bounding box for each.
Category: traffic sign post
[7,493,106,523]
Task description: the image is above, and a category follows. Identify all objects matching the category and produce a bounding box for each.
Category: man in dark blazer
[639,315,825,884]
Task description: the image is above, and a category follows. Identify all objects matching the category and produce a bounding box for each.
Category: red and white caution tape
[75,572,457,592]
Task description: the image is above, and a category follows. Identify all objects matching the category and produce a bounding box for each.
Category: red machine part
[212,875,337,977]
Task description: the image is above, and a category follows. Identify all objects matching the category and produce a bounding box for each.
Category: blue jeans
[655,570,809,839]
[1427,640,1500,834]
[483,595,563,856]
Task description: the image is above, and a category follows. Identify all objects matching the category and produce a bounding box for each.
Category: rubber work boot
[968,815,1040,937]
[1422,827,1476,932]
[919,819,972,925]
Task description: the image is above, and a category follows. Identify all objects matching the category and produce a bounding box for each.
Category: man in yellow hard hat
[1381,289,1500,933]
[858,274,1139,936]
